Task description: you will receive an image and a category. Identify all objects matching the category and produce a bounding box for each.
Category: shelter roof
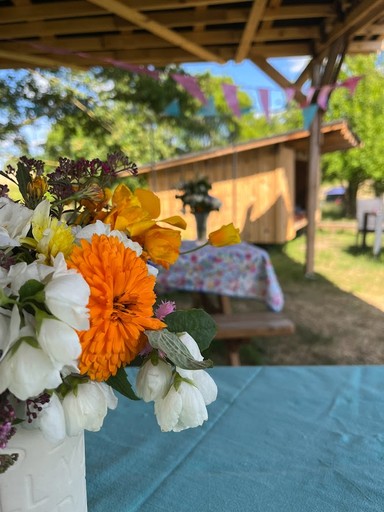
[1,0,384,92]
[137,120,360,174]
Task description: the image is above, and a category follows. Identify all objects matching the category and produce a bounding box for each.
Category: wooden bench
[212,312,295,366]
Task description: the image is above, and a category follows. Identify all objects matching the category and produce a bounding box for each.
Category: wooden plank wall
[147,143,297,243]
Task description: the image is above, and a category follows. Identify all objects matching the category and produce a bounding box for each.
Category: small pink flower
[155,300,176,320]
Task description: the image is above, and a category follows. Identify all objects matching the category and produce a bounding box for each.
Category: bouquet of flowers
[0,153,240,474]
[175,176,222,214]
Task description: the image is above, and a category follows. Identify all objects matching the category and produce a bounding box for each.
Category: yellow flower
[208,223,241,247]
[137,225,182,269]
[27,176,48,202]
[67,234,165,381]
[98,184,186,267]
[25,200,75,263]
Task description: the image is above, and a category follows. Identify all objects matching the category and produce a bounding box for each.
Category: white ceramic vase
[0,427,87,512]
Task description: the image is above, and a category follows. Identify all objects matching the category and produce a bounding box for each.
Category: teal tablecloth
[86,366,384,511]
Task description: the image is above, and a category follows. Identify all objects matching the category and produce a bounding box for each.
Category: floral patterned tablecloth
[155,241,284,312]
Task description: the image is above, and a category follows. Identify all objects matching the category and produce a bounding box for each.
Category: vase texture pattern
[0,428,87,512]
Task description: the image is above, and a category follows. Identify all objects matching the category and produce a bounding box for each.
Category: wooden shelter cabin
[139,121,359,244]
[1,0,384,271]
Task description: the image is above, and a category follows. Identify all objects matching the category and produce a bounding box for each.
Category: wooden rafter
[0,48,83,69]
[318,0,384,54]
[236,0,268,62]
[86,0,224,63]
[251,56,305,104]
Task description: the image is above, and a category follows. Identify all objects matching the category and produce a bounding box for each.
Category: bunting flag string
[221,83,241,118]
[26,40,364,128]
[172,74,207,105]
[257,89,270,122]
[162,99,181,117]
[197,97,217,117]
[302,104,319,130]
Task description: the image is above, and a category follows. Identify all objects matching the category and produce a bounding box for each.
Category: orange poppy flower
[208,223,241,247]
[67,234,165,381]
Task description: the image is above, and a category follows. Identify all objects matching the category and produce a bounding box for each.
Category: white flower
[44,258,90,331]
[154,380,208,432]
[62,381,118,436]
[37,318,81,368]
[136,358,173,402]
[0,304,21,361]
[75,220,143,255]
[34,393,66,444]
[3,260,53,296]
[0,340,62,401]
[176,332,218,406]
[0,197,33,248]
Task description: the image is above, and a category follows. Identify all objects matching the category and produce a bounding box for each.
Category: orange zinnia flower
[67,234,165,381]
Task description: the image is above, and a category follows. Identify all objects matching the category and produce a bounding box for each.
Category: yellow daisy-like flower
[208,223,241,247]
[24,199,75,263]
[67,234,165,381]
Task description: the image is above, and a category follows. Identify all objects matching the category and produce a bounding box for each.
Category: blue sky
[183,57,310,112]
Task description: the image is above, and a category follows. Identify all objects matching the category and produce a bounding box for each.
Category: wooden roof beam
[318,0,384,54]
[86,0,225,63]
[263,4,335,20]
[0,48,83,69]
[236,0,268,62]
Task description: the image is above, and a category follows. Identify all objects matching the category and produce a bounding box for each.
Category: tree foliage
[322,54,384,216]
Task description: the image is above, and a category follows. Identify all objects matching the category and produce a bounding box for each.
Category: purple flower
[155,300,176,320]
[0,393,17,449]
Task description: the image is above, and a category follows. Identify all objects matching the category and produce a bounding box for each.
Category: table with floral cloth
[155,241,284,312]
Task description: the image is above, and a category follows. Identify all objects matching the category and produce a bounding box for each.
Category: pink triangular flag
[339,76,363,95]
[222,83,241,118]
[102,58,160,79]
[305,86,316,106]
[285,87,296,104]
[317,85,334,111]
[258,88,270,121]
[172,74,207,104]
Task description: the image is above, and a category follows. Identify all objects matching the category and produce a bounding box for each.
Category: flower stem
[179,241,209,255]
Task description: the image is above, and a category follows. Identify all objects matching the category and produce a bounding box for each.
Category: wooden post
[305,65,322,276]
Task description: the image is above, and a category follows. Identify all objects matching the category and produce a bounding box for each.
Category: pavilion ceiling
[0,0,383,90]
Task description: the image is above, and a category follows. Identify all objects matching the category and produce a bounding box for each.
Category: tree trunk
[345,181,360,218]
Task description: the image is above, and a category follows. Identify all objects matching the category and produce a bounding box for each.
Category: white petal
[178,332,203,361]
[38,318,81,367]
[136,359,172,402]
[62,381,113,436]
[154,387,183,432]
[174,382,208,432]
[37,393,66,443]
[45,273,90,331]
[191,370,218,405]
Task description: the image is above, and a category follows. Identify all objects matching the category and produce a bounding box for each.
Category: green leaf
[147,329,213,370]
[164,309,217,351]
[18,279,45,303]
[107,367,140,401]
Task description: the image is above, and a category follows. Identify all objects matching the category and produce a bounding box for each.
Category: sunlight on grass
[280,230,384,311]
